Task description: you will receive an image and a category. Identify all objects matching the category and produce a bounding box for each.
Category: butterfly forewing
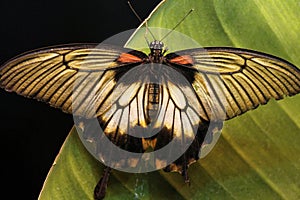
[0,44,144,116]
[167,47,300,120]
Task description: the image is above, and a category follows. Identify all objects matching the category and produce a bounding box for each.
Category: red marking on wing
[169,55,194,65]
[117,53,143,63]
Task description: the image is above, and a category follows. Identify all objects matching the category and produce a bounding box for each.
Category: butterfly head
[149,40,168,63]
[149,40,164,50]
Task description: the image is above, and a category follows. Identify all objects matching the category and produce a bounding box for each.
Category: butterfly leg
[94,167,112,200]
[182,158,191,186]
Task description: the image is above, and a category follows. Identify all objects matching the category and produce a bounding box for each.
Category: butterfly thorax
[148,40,166,63]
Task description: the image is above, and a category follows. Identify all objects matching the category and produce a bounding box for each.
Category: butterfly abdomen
[146,83,161,122]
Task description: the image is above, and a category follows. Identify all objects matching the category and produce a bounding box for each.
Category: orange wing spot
[117,53,143,63]
[170,55,194,65]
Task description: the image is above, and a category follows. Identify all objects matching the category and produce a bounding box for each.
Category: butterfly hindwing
[79,62,211,170]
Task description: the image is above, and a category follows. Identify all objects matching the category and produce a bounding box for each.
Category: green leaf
[39,0,300,199]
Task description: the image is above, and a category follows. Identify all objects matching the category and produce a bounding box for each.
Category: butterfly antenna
[127,1,156,46]
[127,1,143,22]
[161,9,194,41]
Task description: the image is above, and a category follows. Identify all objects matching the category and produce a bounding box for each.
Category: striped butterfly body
[147,83,160,116]
[1,38,300,199]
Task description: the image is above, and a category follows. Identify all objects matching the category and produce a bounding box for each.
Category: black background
[0,0,161,199]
